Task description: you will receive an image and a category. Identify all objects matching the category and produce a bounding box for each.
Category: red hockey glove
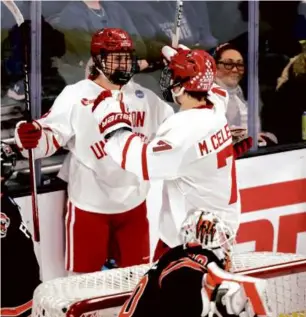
[233,136,253,159]
[230,127,252,158]
[92,90,132,139]
[15,121,42,150]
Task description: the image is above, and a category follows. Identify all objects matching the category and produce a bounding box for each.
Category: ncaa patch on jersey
[135,90,144,98]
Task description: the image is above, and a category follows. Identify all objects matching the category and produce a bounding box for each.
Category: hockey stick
[3,0,40,242]
[172,0,184,49]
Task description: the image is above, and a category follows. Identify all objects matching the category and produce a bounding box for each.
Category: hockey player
[118,210,270,317]
[1,142,41,317]
[91,46,253,252]
[14,28,174,273]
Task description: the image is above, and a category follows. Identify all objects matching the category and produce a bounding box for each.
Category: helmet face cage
[93,50,139,86]
[160,66,189,103]
[180,210,235,261]
[1,142,16,181]
[91,28,139,85]
[160,66,174,102]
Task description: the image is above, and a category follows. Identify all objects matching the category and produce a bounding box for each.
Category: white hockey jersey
[16,79,173,213]
[105,96,240,247]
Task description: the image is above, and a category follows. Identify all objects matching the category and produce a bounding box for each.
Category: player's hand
[210,281,257,317]
[15,121,42,150]
[258,132,278,147]
[92,90,132,139]
[138,59,149,71]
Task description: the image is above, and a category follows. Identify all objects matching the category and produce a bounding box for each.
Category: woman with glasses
[213,43,277,147]
[214,43,247,129]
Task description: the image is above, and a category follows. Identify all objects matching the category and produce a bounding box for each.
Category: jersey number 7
[217,144,238,205]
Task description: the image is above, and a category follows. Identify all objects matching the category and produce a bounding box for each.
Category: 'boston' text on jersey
[130,111,145,127]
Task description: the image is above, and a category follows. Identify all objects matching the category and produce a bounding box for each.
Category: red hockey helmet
[169,49,216,92]
[91,28,134,56]
[90,28,138,85]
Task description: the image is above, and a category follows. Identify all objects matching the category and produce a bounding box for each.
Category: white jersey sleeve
[105,127,184,180]
[16,86,75,159]
[209,84,229,114]
[156,98,174,126]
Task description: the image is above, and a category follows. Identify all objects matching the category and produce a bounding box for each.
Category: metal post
[247,0,259,150]
[30,0,42,186]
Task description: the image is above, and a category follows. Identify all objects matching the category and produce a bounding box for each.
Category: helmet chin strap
[171,86,185,105]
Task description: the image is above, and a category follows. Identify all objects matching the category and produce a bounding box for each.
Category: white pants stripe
[65,201,76,271]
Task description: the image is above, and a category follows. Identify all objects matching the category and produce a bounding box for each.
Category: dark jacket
[261,67,306,144]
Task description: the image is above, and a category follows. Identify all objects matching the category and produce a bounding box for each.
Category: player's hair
[89,64,100,80]
[185,90,209,102]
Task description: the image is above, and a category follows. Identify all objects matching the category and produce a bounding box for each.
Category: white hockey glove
[161,44,190,65]
[92,90,132,140]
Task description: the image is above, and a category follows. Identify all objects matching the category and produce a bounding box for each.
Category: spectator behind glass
[1,17,66,114]
[47,0,146,76]
[214,43,277,147]
[206,2,247,44]
[148,1,218,49]
[118,1,218,107]
[228,1,303,99]
[261,41,306,145]
[121,1,217,51]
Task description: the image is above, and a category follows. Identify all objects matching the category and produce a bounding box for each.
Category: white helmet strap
[171,86,185,105]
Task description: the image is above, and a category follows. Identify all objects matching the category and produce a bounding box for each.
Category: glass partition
[1,0,305,190]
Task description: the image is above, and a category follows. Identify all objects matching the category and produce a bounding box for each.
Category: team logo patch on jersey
[135,90,144,98]
[1,213,10,238]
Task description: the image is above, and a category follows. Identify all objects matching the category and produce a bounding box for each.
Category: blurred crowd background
[1,0,306,190]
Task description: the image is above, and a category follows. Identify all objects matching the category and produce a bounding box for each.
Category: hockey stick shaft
[3,0,40,242]
[172,0,184,48]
